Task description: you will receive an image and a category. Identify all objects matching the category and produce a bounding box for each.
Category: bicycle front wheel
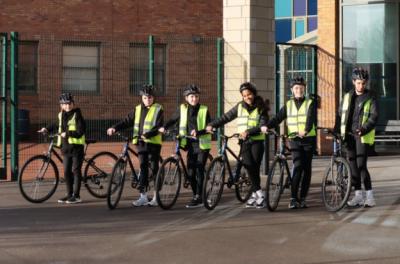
[234,163,252,202]
[18,155,59,203]
[107,158,127,210]
[203,157,225,210]
[322,157,352,212]
[84,151,118,198]
[265,158,285,211]
[155,157,181,210]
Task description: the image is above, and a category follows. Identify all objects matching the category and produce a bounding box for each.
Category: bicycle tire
[18,155,59,203]
[155,157,182,210]
[265,158,285,211]
[234,163,252,202]
[107,158,127,210]
[322,157,352,212]
[84,151,118,199]
[203,157,225,210]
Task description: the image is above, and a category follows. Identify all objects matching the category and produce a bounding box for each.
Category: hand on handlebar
[260,126,268,134]
[107,127,116,136]
[37,127,48,134]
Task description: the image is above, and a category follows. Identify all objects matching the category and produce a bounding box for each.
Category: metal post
[217,38,224,149]
[148,35,154,85]
[10,32,18,181]
[0,33,7,179]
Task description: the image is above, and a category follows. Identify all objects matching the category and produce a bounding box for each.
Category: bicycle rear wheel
[107,158,127,210]
[203,157,225,210]
[18,155,59,203]
[265,158,285,211]
[155,157,182,210]
[322,157,352,212]
[234,163,252,202]
[84,151,118,198]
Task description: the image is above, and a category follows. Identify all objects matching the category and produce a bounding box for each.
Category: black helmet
[239,82,257,95]
[139,84,155,96]
[352,67,369,81]
[59,93,74,104]
[289,76,306,88]
[183,84,200,96]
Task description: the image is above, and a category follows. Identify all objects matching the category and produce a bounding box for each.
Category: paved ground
[1,155,400,264]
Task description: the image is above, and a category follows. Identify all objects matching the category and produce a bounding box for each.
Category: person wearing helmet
[107,84,164,207]
[261,76,317,209]
[334,67,378,207]
[206,82,268,208]
[38,93,86,204]
[159,84,212,208]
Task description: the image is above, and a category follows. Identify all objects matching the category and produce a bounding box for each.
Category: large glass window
[63,43,100,93]
[275,0,292,18]
[342,3,399,121]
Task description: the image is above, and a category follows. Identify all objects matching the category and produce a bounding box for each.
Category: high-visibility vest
[133,103,162,145]
[340,93,375,145]
[237,103,265,141]
[286,98,316,138]
[179,104,211,150]
[56,112,85,147]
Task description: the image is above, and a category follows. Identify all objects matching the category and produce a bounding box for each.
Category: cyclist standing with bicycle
[206,82,268,208]
[261,76,316,209]
[107,85,164,207]
[334,67,378,207]
[38,93,86,204]
[159,85,211,208]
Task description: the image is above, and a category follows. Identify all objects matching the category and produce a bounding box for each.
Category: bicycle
[265,130,304,211]
[18,133,118,203]
[202,133,252,210]
[106,133,161,210]
[318,127,352,212]
[155,131,213,210]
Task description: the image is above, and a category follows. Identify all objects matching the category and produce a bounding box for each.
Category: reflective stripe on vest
[286,98,316,138]
[179,104,211,150]
[237,104,265,141]
[56,112,85,147]
[132,103,162,145]
[340,93,350,138]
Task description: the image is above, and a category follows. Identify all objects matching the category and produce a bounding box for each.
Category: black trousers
[137,143,161,193]
[345,135,372,191]
[186,142,209,197]
[289,138,315,200]
[241,140,264,193]
[63,150,84,197]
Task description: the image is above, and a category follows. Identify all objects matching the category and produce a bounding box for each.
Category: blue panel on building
[276,19,292,42]
[275,0,292,18]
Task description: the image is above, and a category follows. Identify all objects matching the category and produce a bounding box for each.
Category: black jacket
[46,108,86,155]
[334,89,378,136]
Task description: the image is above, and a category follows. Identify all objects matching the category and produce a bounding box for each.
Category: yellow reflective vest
[286,98,316,138]
[133,103,162,145]
[56,112,85,147]
[237,103,265,141]
[179,104,211,150]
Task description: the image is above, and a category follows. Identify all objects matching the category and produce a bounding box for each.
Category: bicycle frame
[218,134,243,185]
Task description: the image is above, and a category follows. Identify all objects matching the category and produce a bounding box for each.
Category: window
[276,19,292,43]
[275,0,292,18]
[62,43,99,92]
[19,41,38,92]
[129,43,166,96]
[295,19,305,37]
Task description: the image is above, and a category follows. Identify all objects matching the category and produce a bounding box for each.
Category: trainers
[288,198,298,209]
[299,198,308,209]
[186,197,202,208]
[255,190,266,209]
[132,194,149,207]
[364,190,376,207]
[347,190,364,207]
[58,195,70,204]
[246,192,257,208]
[66,196,82,204]
[148,197,158,207]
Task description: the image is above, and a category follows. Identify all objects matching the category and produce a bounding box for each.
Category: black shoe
[299,199,308,209]
[288,198,298,209]
[66,196,82,204]
[186,198,202,208]
[58,195,70,204]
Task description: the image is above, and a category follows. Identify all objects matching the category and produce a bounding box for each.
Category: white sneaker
[364,190,376,207]
[246,192,257,208]
[347,190,364,207]
[255,190,266,209]
[132,193,149,207]
[148,197,158,207]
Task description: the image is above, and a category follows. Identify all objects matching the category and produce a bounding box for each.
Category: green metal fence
[2,33,222,180]
[0,33,7,179]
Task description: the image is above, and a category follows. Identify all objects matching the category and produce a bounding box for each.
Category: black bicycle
[318,127,352,212]
[18,133,118,203]
[155,132,213,210]
[202,133,252,210]
[106,133,162,210]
